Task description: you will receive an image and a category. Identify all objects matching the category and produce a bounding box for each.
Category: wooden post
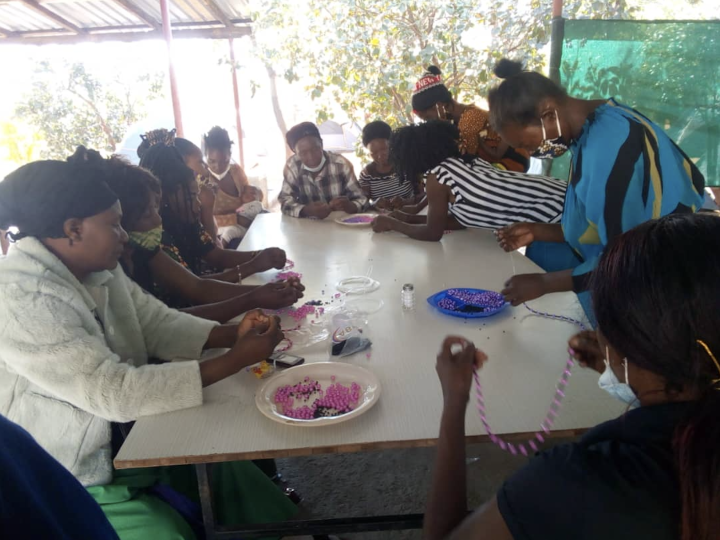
[160,0,184,137]
[543,0,564,177]
[549,0,564,85]
[228,38,245,169]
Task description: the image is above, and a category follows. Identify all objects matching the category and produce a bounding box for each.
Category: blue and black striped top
[563,99,705,292]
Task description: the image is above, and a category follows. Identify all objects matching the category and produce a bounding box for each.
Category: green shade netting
[552,20,720,186]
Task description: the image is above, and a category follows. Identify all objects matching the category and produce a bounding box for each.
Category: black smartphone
[268,352,305,369]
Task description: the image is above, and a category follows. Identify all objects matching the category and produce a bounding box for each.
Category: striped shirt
[279,151,368,217]
[358,163,415,201]
[430,157,566,230]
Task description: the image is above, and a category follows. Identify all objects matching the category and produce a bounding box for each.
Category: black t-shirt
[497,403,689,540]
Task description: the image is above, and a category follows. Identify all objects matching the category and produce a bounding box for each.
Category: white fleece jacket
[0,238,218,487]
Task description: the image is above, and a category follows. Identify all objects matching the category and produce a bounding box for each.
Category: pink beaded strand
[473,303,587,455]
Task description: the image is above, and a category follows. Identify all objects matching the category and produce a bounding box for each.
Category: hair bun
[427,65,442,76]
[493,58,524,79]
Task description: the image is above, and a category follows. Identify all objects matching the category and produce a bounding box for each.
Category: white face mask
[209,164,231,181]
[598,347,639,407]
[303,153,326,173]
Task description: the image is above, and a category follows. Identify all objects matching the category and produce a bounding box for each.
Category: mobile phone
[268,352,305,369]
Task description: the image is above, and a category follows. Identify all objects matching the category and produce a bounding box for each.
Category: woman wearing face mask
[493,59,705,322]
[0,158,298,539]
[68,147,302,320]
[201,126,252,249]
[137,131,289,283]
[412,65,529,173]
[425,212,720,540]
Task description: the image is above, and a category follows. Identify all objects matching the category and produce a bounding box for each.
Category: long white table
[116,213,621,467]
[115,212,622,538]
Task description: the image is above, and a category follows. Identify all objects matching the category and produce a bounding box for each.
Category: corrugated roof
[0,0,252,44]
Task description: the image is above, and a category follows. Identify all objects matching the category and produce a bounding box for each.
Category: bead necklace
[473,303,587,456]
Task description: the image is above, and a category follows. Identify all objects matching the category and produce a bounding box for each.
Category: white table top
[115,213,623,468]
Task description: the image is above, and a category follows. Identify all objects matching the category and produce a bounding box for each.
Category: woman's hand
[330,197,358,214]
[251,247,287,272]
[568,331,604,373]
[300,202,332,220]
[285,276,305,294]
[389,210,410,223]
[372,214,395,233]
[249,281,303,310]
[501,274,546,306]
[237,309,272,338]
[436,336,488,409]
[496,223,536,251]
[231,313,284,368]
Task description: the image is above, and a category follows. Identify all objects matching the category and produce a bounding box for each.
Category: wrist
[443,395,469,415]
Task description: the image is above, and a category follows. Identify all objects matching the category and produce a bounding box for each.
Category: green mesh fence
[552,19,720,186]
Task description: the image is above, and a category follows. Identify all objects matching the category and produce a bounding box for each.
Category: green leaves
[250,0,634,129]
[14,60,165,159]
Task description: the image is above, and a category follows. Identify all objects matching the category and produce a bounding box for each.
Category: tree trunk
[266,62,292,159]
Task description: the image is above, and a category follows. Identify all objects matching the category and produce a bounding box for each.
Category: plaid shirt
[279,151,368,217]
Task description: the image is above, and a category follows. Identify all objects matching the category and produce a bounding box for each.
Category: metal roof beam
[198,0,233,27]
[0,25,252,45]
[108,0,160,30]
[19,0,86,34]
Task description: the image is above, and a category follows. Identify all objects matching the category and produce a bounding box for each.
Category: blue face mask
[530,110,569,159]
[598,347,639,407]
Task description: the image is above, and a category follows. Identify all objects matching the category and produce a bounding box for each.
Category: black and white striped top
[431,157,566,229]
[358,163,415,201]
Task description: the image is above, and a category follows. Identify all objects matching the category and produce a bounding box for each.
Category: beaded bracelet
[473,303,587,456]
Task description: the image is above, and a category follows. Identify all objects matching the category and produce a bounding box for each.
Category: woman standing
[412,65,529,172]
[492,59,705,320]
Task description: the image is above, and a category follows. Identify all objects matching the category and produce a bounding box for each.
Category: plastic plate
[426,288,509,319]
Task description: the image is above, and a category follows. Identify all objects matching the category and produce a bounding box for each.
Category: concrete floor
[277,440,563,540]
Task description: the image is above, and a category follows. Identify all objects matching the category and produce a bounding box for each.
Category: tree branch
[65,86,117,149]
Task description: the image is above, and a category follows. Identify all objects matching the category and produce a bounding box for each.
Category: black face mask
[530,110,570,159]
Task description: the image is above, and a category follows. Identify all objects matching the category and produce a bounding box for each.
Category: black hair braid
[389,120,462,186]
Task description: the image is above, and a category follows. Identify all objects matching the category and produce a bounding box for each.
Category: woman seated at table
[371,120,567,242]
[137,131,287,282]
[492,59,705,322]
[173,135,220,246]
[69,147,302,320]
[0,159,297,539]
[412,65,529,172]
[202,126,255,249]
[424,212,720,540]
[359,120,423,210]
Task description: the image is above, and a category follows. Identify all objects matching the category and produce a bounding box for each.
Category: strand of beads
[522,303,588,331]
[473,303,587,455]
[275,270,303,282]
[474,356,574,456]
